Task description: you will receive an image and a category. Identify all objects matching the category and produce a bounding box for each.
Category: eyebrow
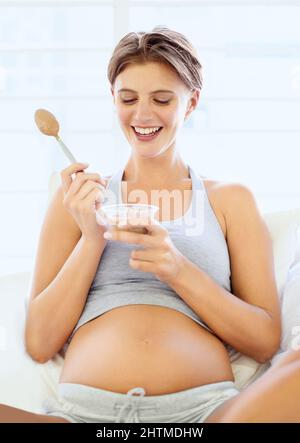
[117,88,175,94]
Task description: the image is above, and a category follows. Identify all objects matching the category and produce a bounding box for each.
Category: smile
[131,126,163,142]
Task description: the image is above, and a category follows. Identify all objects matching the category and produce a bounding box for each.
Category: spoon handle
[55,135,77,163]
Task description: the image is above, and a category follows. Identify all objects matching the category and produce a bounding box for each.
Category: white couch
[1,173,300,414]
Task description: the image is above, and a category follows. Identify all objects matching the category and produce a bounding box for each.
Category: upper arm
[222,184,281,326]
[28,184,82,304]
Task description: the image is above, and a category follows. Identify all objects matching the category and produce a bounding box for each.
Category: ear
[185,90,200,120]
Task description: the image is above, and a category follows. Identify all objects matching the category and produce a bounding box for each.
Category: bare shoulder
[202,176,253,198]
[201,177,258,238]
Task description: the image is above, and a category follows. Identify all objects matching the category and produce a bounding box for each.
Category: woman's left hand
[103,218,185,285]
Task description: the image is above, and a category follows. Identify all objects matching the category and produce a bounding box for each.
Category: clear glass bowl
[97,204,159,234]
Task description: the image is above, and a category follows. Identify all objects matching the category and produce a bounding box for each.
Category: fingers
[67,186,104,215]
[122,216,165,236]
[76,180,105,201]
[104,228,161,248]
[70,174,104,197]
[60,163,89,194]
[80,185,104,208]
[60,162,107,197]
[130,248,155,262]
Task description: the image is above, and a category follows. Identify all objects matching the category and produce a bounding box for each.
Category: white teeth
[134,126,161,135]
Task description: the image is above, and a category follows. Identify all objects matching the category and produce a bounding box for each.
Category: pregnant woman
[2,26,300,423]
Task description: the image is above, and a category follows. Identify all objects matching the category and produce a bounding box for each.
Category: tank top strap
[104,165,124,205]
[184,164,206,223]
[189,165,226,241]
[187,164,205,194]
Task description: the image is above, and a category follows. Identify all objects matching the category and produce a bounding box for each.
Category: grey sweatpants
[43,380,239,423]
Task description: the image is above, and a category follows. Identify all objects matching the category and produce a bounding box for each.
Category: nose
[134,101,155,123]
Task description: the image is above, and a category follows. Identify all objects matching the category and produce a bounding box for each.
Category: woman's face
[111,62,199,159]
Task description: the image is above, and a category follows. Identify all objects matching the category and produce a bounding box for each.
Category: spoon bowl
[34,109,59,137]
[34,108,77,163]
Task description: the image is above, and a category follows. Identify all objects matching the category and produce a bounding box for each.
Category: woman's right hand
[61,162,107,242]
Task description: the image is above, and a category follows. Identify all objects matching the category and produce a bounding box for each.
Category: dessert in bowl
[97,203,159,234]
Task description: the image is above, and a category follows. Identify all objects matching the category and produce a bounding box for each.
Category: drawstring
[115,387,147,423]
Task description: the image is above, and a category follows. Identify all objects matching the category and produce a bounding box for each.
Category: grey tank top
[66,164,238,360]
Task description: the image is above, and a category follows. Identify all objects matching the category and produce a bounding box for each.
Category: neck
[123,147,189,188]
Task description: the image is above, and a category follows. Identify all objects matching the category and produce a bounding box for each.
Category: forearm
[25,236,106,361]
[169,257,280,362]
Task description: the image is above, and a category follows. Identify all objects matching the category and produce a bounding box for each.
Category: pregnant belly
[59,305,234,395]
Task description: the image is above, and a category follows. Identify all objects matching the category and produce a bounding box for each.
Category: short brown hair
[107,25,203,92]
